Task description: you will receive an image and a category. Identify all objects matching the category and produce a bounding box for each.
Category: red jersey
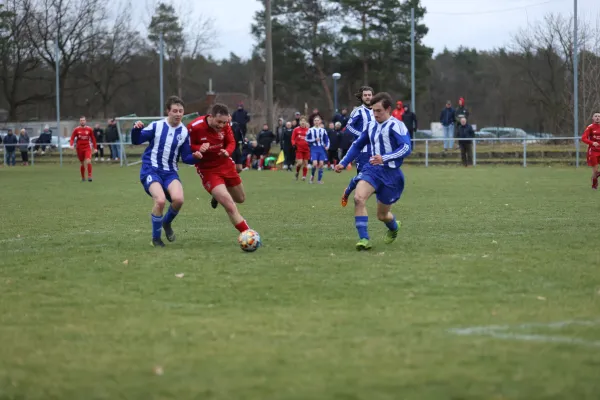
[392,108,404,120]
[582,123,600,155]
[291,127,309,152]
[70,125,96,150]
[187,115,236,170]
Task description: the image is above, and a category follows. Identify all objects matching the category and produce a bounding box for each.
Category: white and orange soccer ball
[238,229,262,252]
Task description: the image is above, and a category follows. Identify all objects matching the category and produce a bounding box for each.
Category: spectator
[232,103,250,136]
[18,129,29,166]
[93,123,106,161]
[456,117,475,167]
[257,123,276,170]
[308,108,323,127]
[35,125,52,154]
[3,129,17,166]
[392,101,404,120]
[275,118,284,144]
[281,121,295,171]
[401,104,418,144]
[326,121,339,169]
[294,112,301,126]
[291,119,298,129]
[332,107,350,129]
[455,97,470,137]
[339,125,355,160]
[105,118,120,161]
[440,100,456,151]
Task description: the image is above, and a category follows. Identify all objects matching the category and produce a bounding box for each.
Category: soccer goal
[115,112,200,167]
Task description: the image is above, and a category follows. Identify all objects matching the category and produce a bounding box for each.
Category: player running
[292,117,310,181]
[131,96,204,248]
[335,92,412,251]
[70,116,97,182]
[582,111,600,189]
[305,116,329,184]
[341,86,374,206]
[188,103,254,235]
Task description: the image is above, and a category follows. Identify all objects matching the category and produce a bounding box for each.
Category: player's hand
[133,121,144,129]
[593,142,599,147]
[219,149,229,157]
[199,143,210,152]
[69,145,74,150]
[370,155,383,165]
[93,149,98,154]
[335,164,345,173]
[192,151,203,159]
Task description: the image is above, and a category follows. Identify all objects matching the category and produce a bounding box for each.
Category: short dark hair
[166,95,184,111]
[370,92,393,110]
[80,115,86,119]
[211,103,229,116]
[354,86,374,101]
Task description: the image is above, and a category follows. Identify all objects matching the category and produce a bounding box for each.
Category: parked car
[478,127,540,143]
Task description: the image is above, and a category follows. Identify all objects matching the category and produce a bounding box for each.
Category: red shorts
[77,149,92,162]
[197,162,242,194]
[587,149,600,166]
[295,150,310,161]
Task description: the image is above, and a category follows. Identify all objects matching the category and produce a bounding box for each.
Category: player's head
[79,116,86,126]
[299,117,308,128]
[209,103,230,130]
[313,116,322,126]
[262,123,269,130]
[165,96,185,125]
[370,92,393,123]
[593,112,600,123]
[354,86,373,106]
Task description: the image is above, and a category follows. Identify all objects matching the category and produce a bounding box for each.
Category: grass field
[1,164,599,400]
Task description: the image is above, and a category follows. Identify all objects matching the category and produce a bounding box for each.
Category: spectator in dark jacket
[332,108,350,129]
[308,108,323,127]
[35,126,52,154]
[326,122,340,168]
[232,103,250,136]
[105,119,120,160]
[339,127,355,160]
[93,124,106,161]
[281,121,295,171]
[3,129,18,166]
[401,104,418,143]
[456,117,475,167]
[440,101,456,151]
[257,124,276,170]
[18,129,30,165]
[455,97,470,137]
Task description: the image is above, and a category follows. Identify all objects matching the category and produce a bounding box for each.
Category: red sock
[80,165,85,179]
[87,163,92,177]
[333,160,337,167]
[234,220,249,233]
[246,155,251,168]
[327,162,331,168]
[259,157,264,168]
[296,165,300,173]
[302,167,308,177]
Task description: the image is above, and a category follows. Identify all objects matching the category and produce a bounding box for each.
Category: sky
[192,0,600,60]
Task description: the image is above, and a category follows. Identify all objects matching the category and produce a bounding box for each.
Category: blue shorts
[356,152,370,172]
[310,147,328,162]
[140,165,180,202]
[357,165,405,205]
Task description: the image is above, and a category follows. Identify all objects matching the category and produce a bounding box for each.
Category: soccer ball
[238,229,261,252]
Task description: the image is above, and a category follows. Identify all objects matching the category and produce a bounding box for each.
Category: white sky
[132,0,600,60]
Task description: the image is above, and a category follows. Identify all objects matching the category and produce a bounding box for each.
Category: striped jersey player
[305,117,330,183]
[335,92,412,251]
[130,96,202,247]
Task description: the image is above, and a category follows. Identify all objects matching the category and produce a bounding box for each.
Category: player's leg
[377,202,400,244]
[163,178,184,242]
[84,154,93,181]
[147,181,168,247]
[212,184,251,232]
[317,159,325,183]
[592,163,599,190]
[588,152,599,189]
[77,151,85,181]
[353,179,376,250]
[310,159,317,182]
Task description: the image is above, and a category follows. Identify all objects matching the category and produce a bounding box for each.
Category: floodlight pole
[574,0,579,168]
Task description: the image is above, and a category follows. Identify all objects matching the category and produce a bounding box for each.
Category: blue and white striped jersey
[131,118,196,172]
[340,116,411,169]
[305,127,330,149]
[345,105,373,153]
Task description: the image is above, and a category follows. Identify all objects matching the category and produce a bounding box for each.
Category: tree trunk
[361,10,368,85]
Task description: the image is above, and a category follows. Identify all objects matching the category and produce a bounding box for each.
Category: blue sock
[385,214,398,231]
[151,214,163,239]
[318,167,323,181]
[311,167,316,177]
[163,206,178,225]
[345,176,358,197]
[355,216,369,240]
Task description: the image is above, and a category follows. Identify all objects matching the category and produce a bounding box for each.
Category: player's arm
[581,126,597,146]
[291,129,298,146]
[305,128,316,143]
[323,131,330,150]
[131,121,155,145]
[380,123,412,164]
[345,111,363,137]
[69,129,77,147]
[221,124,236,157]
[339,131,370,168]
[179,135,202,164]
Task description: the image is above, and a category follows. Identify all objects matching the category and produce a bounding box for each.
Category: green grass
[1,164,599,400]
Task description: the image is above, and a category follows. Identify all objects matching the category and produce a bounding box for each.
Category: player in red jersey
[70,116,97,182]
[291,117,310,181]
[188,103,253,234]
[581,111,600,189]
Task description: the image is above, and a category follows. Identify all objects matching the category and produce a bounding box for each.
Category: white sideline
[448,319,600,347]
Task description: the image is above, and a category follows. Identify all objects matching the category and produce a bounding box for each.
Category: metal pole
[523,139,527,167]
[425,140,429,167]
[265,0,274,132]
[473,139,477,167]
[334,79,338,112]
[55,40,62,167]
[159,31,164,116]
[410,8,416,112]
[574,0,579,168]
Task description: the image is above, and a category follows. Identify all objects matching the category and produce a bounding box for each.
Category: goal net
[115,112,200,167]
